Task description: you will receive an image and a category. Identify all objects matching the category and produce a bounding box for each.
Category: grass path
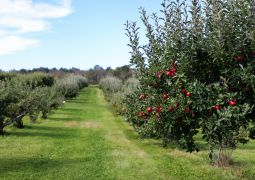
[0,86,254,179]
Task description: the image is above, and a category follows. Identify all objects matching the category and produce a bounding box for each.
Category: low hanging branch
[3,112,26,127]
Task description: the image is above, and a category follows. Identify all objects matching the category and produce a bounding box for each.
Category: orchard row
[0,73,88,134]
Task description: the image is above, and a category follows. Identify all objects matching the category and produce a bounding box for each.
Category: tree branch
[3,113,26,127]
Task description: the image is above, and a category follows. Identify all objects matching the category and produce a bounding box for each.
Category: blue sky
[0,0,162,71]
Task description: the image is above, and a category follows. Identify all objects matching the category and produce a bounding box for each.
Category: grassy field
[0,86,254,179]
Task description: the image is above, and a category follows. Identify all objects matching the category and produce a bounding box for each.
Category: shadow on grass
[0,157,101,177]
[25,125,73,131]
[8,130,77,139]
[66,90,92,102]
[0,158,60,175]
[5,125,78,139]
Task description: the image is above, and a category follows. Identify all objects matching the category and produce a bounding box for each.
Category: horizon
[0,64,130,72]
[0,0,161,71]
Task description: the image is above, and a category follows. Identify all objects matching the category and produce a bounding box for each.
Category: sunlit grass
[0,86,254,179]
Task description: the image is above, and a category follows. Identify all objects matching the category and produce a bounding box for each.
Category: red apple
[163,93,169,99]
[186,92,192,97]
[171,68,177,73]
[213,105,221,110]
[235,55,245,62]
[138,112,144,118]
[168,106,174,112]
[166,70,174,77]
[229,100,236,106]
[156,106,163,113]
[139,94,146,100]
[147,107,153,113]
[184,108,191,113]
[181,89,187,94]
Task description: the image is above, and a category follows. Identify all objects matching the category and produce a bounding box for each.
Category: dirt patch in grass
[64,121,79,127]
[80,121,101,129]
[64,121,101,129]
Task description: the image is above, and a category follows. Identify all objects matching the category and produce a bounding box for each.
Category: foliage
[99,76,122,93]
[86,65,134,84]
[18,73,55,88]
[123,77,140,95]
[0,73,87,134]
[113,65,134,81]
[124,0,255,165]
[36,86,64,119]
[0,72,17,81]
[99,77,139,114]
[56,74,88,98]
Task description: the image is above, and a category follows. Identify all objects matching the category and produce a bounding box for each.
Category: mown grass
[0,86,254,179]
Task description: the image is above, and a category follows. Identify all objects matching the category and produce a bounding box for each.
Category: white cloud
[0,16,47,33]
[0,0,72,55]
[0,36,38,55]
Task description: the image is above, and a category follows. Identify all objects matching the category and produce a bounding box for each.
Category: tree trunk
[16,120,24,128]
[42,111,48,119]
[216,144,223,166]
[29,115,37,123]
[216,144,231,167]
[0,126,3,135]
[15,115,25,129]
[0,117,4,135]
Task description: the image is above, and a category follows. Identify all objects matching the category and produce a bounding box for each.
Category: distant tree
[71,67,81,74]
[20,69,28,73]
[106,66,112,71]
[85,65,105,84]
[32,67,50,73]
[113,65,133,81]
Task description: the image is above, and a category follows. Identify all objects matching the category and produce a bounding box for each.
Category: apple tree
[124,0,255,165]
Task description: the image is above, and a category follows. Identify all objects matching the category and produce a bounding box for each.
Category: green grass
[0,86,254,179]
